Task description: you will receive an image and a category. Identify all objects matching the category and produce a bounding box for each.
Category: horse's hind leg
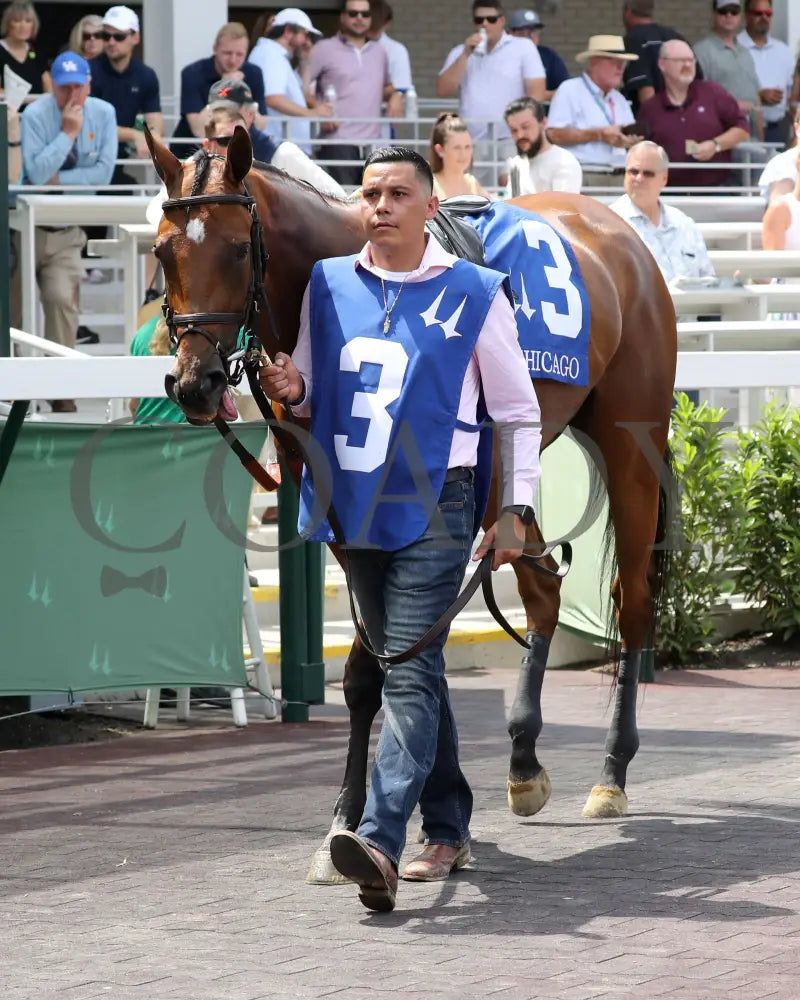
[580,418,667,820]
[507,519,563,817]
[306,639,383,884]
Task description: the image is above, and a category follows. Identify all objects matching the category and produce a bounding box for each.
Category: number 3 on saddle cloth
[467,201,591,387]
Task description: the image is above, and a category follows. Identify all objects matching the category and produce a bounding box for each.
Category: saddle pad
[469,201,590,386]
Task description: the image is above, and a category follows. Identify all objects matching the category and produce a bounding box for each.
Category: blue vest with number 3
[299,255,505,549]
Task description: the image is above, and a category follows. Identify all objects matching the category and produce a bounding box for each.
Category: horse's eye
[235,243,250,260]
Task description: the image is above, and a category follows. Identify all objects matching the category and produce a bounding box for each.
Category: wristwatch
[713,138,722,154]
[502,505,536,526]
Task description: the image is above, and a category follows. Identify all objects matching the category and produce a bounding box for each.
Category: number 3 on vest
[334,337,409,473]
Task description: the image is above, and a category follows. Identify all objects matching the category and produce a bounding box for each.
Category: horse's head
[145,125,263,423]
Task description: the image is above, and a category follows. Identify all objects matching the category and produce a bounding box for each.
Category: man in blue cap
[19,51,116,401]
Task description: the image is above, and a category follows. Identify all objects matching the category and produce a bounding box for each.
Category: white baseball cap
[272,8,322,37]
[103,5,140,33]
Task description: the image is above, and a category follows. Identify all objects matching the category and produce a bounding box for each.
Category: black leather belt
[444,466,474,484]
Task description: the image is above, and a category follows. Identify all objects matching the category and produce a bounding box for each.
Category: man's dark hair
[744,0,771,10]
[504,97,545,122]
[623,0,654,16]
[341,0,370,10]
[363,146,434,193]
[471,1,504,14]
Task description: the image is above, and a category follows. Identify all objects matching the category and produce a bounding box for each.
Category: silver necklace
[380,276,408,335]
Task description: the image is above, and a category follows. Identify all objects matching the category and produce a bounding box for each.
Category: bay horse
[145,127,677,884]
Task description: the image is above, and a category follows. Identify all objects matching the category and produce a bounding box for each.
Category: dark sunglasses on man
[715,6,741,15]
[474,14,501,23]
[101,30,133,42]
[344,9,371,17]
[209,135,235,147]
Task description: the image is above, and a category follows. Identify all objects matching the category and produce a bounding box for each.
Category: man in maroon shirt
[637,37,749,187]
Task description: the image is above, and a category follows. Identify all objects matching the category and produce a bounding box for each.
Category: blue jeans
[346,470,475,867]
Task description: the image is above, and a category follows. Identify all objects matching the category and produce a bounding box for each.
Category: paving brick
[2,667,800,1000]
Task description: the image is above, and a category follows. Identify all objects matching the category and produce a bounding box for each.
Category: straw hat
[575,35,638,62]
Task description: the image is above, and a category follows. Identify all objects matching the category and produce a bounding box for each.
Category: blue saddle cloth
[468,201,591,387]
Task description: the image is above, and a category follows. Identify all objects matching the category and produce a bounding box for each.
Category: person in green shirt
[129,314,186,424]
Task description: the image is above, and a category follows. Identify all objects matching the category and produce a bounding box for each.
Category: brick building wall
[390,0,713,100]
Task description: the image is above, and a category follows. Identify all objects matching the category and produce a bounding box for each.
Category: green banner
[0,421,266,695]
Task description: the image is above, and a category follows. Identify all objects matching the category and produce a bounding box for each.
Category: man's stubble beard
[517,133,544,159]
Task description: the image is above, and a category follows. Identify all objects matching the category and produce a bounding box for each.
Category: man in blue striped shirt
[20,51,116,402]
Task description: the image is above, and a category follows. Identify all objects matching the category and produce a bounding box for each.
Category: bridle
[160,175,269,387]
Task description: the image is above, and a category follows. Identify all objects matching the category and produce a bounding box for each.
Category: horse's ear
[224,125,253,186]
[144,123,182,191]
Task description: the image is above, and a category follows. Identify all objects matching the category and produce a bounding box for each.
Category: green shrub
[734,403,800,640]
[656,394,743,663]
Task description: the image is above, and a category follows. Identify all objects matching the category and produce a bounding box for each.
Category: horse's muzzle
[165,361,227,423]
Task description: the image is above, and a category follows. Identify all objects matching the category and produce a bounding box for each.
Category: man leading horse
[261,146,543,912]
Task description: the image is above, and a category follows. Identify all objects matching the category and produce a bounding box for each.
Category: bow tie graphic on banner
[100,565,168,599]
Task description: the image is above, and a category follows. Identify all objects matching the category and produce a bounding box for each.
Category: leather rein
[160,183,572,665]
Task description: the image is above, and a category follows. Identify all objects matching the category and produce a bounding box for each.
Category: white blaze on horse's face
[186,218,206,244]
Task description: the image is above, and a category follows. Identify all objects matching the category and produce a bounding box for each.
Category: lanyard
[581,74,616,126]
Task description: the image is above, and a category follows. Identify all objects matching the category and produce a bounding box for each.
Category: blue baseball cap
[51,51,90,86]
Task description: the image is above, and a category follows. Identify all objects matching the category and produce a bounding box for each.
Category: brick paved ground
[2,666,800,1000]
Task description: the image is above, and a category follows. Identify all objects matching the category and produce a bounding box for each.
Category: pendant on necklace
[383,315,391,335]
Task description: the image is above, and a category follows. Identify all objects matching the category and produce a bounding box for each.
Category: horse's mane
[186,148,352,209]
[251,159,351,207]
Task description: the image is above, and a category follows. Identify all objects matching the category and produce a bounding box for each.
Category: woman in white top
[428,112,491,200]
[757,107,800,204]
[762,145,800,250]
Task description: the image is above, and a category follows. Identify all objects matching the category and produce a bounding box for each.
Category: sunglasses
[82,31,104,42]
[344,9,371,17]
[209,135,235,147]
[101,30,132,42]
[716,6,741,15]
[748,8,772,15]
[626,168,657,178]
[474,14,501,24]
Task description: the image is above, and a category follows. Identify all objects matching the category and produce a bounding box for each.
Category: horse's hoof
[507,767,551,817]
[305,847,350,885]
[582,784,628,819]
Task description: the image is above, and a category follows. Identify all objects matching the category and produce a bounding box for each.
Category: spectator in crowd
[205,93,346,198]
[504,96,582,195]
[68,15,104,61]
[249,7,332,152]
[428,112,490,198]
[757,105,800,202]
[308,0,399,186]
[0,1,50,99]
[694,1,761,139]
[738,0,793,147]
[761,145,800,248]
[609,140,715,284]
[638,39,749,188]
[546,34,641,187]
[370,1,414,109]
[19,51,116,405]
[437,2,545,186]
[172,22,268,158]
[621,0,693,113]
[506,8,569,101]
[6,102,21,181]
[89,6,163,186]
[206,79,278,163]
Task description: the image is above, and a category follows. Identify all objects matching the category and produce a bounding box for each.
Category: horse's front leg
[306,637,384,884]
[506,519,563,816]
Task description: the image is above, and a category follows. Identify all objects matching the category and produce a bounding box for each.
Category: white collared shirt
[440,33,545,141]
[737,31,794,123]
[249,37,311,149]
[547,74,635,167]
[609,194,715,284]
[291,236,541,506]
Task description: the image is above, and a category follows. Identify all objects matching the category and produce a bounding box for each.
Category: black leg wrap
[599,649,641,790]
[508,632,550,783]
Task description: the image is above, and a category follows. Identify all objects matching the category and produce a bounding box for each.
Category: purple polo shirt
[309,33,389,141]
[638,79,749,188]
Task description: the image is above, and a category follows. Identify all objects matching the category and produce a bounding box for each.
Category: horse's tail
[598,443,675,677]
